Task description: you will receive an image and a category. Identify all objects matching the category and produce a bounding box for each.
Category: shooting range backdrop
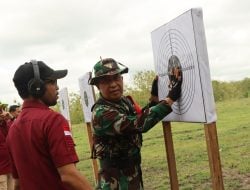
[151,8,216,123]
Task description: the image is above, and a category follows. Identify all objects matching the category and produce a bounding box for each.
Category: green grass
[72,98,250,189]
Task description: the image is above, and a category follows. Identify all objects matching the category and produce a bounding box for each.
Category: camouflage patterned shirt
[91,95,172,190]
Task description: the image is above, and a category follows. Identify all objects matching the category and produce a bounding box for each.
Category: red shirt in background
[0,121,11,175]
[7,100,79,190]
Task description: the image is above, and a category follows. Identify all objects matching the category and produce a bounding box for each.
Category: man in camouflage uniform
[89,58,182,190]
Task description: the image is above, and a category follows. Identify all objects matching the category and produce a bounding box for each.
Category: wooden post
[162,121,179,190]
[204,122,224,190]
[86,122,99,185]
[78,72,99,184]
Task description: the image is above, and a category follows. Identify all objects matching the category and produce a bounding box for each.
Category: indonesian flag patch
[63,125,72,136]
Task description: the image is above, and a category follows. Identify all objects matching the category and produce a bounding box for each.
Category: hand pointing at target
[167,67,182,102]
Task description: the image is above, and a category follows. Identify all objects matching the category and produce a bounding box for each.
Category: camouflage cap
[89,58,128,85]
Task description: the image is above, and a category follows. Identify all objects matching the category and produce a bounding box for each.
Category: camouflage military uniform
[91,95,172,190]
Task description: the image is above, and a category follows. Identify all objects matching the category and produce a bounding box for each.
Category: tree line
[212,77,250,101]
[57,71,250,124]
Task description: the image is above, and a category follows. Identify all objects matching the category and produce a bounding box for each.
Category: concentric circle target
[157,29,195,115]
[84,91,89,107]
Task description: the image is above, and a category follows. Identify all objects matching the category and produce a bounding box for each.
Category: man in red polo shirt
[0,103,13,190]
[7,60,93,190]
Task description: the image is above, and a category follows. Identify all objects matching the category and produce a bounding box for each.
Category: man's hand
[167,67,182,101]
[151,76,158,97]
[149,76,159,106]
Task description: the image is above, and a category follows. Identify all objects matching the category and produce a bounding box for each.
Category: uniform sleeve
[138,101,172,132]
[46,113,78,168]
[92,101,172,136]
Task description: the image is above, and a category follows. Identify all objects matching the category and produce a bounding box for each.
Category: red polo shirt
[7,100,79,190]
[0,121,11,175]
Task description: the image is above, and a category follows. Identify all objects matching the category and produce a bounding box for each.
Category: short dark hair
[9,105,20,113]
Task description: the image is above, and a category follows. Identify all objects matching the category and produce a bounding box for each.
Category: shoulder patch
[63,125,72,136]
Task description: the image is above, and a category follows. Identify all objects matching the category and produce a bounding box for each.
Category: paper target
[151,8,217,123]
[78,72,95,123]
[157,30,196,115]
[58,87,71,122]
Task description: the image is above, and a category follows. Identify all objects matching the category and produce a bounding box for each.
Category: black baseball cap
[13,61,68,85]
[13,61,68,99]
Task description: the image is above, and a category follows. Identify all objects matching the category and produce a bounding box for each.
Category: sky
[0,0,250,105]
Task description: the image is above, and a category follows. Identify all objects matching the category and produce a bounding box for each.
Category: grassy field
[72,98,250,189]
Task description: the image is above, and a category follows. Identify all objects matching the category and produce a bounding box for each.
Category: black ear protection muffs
[28,60,45,98]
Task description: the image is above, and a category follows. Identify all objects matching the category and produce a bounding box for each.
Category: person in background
[8,105,21,120]
[0,102,13,190]
[7,60,93,190]
[89,58,182,190]
[7,105,21,127]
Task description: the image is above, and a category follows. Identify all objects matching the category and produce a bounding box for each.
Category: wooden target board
[151,8,217,123]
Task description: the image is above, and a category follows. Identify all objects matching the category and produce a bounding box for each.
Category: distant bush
[212,78,250,101]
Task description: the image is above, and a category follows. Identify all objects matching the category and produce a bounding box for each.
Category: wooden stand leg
[86,123,99,185]
[163,122,179,190]
[204,122,224,190]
